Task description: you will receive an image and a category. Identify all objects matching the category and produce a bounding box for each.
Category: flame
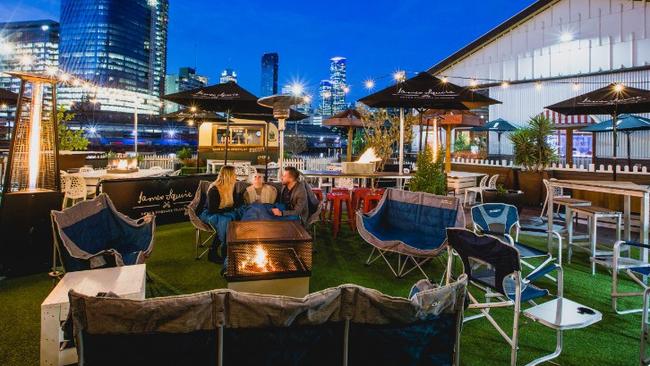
[28,82,44,189]
[238,245,275,273]
[357,147,381,163]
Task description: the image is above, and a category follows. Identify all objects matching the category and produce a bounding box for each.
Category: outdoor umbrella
[163,81,266,165]
[581,114,650,169]
[0,88,19,106]
[323,109,364,162]
[546,83,650,180]
[359,72,499,175]
[161,107,226,123]
[471,118,518,158]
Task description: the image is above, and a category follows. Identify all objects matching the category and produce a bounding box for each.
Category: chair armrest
[616,240,650,250]
[525,263,559,282]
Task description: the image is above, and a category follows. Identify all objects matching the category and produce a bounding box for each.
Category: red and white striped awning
[542,109,595,128]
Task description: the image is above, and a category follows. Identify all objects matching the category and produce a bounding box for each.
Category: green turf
[0,221,642,365]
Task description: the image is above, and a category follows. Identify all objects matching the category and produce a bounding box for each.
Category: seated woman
[243,173,277,204]
[199,166,243,263]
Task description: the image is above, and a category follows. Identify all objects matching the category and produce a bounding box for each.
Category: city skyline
[0,0,536,100]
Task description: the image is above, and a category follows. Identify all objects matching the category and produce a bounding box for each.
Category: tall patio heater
[0,72,63,276]
[257,95,305,180]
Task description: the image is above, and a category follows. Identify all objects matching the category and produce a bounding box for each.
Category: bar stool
[326,192,353,239]
[568,205,623,275]
[327,188,350,219]
[362,193,383,213]
[351,188,371,212]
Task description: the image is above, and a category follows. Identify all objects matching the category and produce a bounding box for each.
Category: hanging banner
[100,174,217,225]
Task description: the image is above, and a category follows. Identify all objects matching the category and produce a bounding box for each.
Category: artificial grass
[0,221,642,365]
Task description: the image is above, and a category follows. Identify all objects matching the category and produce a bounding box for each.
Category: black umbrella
[471,118,518,158]
[160,107,226,123]
[546,83,650,180]
[163,81,271,165]
[359,72,500,173]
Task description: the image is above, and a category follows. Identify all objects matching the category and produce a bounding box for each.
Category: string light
[501,81,509,89]
[441,76,448,83]
[393,70,406,82]
[613,83,625,92]
[572,82,581,91]
[469,79,478,87]
[190,106,197,112]
[364,79,375,89]
[535,81,543,90]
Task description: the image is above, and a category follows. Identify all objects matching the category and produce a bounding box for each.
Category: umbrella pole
[424,119,430,149]
[497,132,502,161]
[612,113,618,181]
[278,118,286,181]
[626,131,632,171]
[224,110,231,165]
[445,125,452,173]
[347,127,353,162]
[418,111,424,151]
[399,108,405,175]
[264,121,269,181]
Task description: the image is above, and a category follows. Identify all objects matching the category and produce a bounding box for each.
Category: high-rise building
[164,67,208,112]
[318,80,333,117]
[220,68,237,83]
[260,52,278,96]
[58,0,168,114]
[0,20,60,93]
[329,56,347,114]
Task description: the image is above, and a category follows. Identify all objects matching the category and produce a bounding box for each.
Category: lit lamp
[257,95,305,179]
[0,72,63,276]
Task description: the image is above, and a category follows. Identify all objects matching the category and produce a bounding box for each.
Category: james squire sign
[100,175,217,224]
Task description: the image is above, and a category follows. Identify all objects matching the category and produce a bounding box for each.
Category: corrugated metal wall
[488,69,650,159]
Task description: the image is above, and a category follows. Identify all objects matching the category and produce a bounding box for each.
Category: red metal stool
[351,188,371,212]
[326,192,353,239]
[362,193,383,213]
[327,188,350,219]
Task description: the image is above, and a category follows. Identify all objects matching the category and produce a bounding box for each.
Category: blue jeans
[199,209,241,257]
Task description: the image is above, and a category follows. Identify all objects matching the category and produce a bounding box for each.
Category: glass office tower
[329,56,347,114]
[260,52,279,97]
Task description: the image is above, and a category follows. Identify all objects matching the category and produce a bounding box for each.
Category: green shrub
[410,146,447,195]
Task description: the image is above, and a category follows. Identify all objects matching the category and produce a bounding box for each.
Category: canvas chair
[186,180,216,259]
[472,203,556,278]
[51,194,155,274]
[445,228,601,366]
[592,240,650,315]
[357,188,465,280]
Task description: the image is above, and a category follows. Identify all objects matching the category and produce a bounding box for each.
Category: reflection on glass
[213,125,264,146]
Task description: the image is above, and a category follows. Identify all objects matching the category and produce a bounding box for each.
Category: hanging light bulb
[441,76,448,83]
[469,79,478,87]
[364,79,375,89]
[535,81,543,90]
[613,83,625,93]
[393,70,406,82]
[501,81,510,89]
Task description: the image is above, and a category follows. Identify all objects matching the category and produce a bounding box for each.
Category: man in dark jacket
[272,167,312,225]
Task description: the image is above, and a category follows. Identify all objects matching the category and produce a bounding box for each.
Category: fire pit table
[226,220,312,297]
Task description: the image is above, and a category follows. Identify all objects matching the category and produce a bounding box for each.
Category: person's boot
[207,239,224,264]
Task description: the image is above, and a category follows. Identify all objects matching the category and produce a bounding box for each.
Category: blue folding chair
[471,203,557,276]
[592,240,650,315]
[446,228,601,366]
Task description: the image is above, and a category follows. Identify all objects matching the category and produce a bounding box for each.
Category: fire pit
[341,147,381,174]
[226,220,312,297]
[107,158,139,174]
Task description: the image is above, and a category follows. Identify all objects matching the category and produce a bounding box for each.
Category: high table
[547,179,650,263]
[301,170,414,189]
[79,168,173,194]
[447,171,486,195]
[41,264,146,366]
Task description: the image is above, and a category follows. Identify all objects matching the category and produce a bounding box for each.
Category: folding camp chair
[186,181,216,259]
[51,194,155,274]
[642,287,650,366]
[472,203,556,276]
[357,188,465,280]
[592,240,650,315]
[445,228,601,366]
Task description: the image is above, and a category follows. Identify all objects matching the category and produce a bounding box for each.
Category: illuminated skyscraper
[0,20,60,93]
[164,67,208,112]
[329,56,347,114]
[58,0,168,114]
[319,80,333,117]
[260,52,278,96]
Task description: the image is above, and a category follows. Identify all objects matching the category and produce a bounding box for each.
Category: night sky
[1,0,536,99]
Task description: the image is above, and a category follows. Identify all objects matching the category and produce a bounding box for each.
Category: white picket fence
[450,157,650,175]
[137,154,179,170]
[283,156,337,171]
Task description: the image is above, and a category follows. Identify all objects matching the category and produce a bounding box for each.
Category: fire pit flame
[238,245,276,273]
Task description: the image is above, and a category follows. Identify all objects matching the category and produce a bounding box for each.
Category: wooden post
[566,128,574,167]
[445,125,452,173]
[347,127,353,162]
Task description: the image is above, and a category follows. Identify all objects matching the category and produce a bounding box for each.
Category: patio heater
[257,95,305,180]
[0,72,63,276]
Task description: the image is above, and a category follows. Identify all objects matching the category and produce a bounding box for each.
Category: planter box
[482,189,524,212]
[516,170,544,207]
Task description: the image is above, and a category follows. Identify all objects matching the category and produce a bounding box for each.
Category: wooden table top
[227,220,311,243]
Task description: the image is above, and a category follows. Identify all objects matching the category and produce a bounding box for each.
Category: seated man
[243,173,277,204]
[272,166,310,225]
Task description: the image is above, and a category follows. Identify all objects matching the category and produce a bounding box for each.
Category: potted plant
[509,115,557,206]
[409,146,447,195]
[482,184,524,211]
